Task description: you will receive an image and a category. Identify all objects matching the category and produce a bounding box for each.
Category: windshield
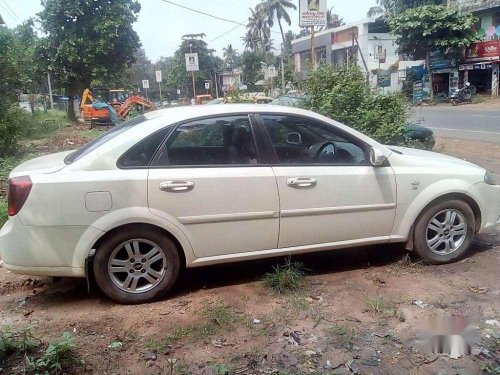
[64,115,148,164]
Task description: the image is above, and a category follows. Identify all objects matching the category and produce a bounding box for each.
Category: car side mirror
[286,132,302,145]
[370,147,386,167]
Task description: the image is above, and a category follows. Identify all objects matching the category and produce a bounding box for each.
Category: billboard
[299,0,327,27]
[142,80,149,89]
[185,53,199,72]
[465,40,500,62]
[155,70,162,82]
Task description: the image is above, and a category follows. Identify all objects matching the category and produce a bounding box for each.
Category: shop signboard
[299,0,327,27]
[429,50,456,70]
[465,40,500,62]
[413,80,424,105]
[377,70,391,88]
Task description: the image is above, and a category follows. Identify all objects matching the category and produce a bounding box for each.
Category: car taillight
[8,176,32,216]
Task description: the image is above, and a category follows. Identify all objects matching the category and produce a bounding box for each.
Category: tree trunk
[426,50,434,102]
[67,94,76,121]
[278,18,286,55]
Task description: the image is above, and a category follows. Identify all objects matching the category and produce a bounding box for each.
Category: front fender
[72,207,196,269]
[392,178,476,239]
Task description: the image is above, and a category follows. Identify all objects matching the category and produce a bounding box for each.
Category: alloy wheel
[426,209,467,256]
[107,239,167,293]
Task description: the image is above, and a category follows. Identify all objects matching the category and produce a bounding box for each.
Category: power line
[158,0,281,35]
[209,24,244,43]
[0,0,19,21]
[159,0,246,27]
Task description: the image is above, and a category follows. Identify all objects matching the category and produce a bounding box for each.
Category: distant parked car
[272,94,435,148]
[1,105,498,304]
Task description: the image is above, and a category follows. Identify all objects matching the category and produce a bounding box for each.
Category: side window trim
[150,113,267,168]
[255,113,371,167]
[117,126,173,170]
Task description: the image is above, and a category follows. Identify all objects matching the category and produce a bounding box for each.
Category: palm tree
[259,0,296,49]
[367,0,393,17]
[320,7,344,31]
[223,44,239,69]
[245,7,271,52]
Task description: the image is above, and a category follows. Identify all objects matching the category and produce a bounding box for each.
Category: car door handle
[159,181,195,193]
[287,177,317,188]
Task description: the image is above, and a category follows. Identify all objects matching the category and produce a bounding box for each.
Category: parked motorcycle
[450,82,475,106]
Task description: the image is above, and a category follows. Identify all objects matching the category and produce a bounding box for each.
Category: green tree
[321,7,344,30]
[222,44,240,70]
[241,50,265,90]
[259,0,296,49]
[388,5,477,100]
[244,6,271,52]
[37,0,142,119]
[367,0,445,17]
[164,37,223,98]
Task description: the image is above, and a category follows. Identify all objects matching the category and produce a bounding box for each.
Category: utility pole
[190,43,196,99]
[213,69,219,99]
[47,72,54,110]
[310,26,316,70]
[281,43,285,93]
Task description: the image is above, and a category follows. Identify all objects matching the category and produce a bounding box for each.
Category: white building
[292,17,407,92]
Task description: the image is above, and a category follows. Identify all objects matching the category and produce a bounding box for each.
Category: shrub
[0,104,31,158]
[25,332,77,375]
[303,63,409,146]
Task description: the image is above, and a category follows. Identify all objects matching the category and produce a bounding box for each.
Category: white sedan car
[1,105,499,303]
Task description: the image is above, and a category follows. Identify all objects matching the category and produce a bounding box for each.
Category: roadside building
[291,17,413,92]
[452,0,500,96]
[219,69,243,92]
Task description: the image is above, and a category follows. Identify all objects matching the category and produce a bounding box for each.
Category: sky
[0,0,376,61]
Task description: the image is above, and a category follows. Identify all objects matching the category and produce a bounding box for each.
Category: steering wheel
[307,141,337,162]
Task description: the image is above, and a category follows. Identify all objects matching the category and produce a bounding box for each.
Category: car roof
[144,104,318,123]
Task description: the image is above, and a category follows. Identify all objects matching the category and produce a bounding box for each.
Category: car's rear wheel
[414,200,475,264]
[93,227,181,304]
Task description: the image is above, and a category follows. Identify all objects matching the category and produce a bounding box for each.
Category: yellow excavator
[81,88,155,128]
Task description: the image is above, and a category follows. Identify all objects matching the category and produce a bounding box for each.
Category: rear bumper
[0,217,88,277]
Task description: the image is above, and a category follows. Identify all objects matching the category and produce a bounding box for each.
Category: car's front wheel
[93,226,181,304]
[414,200,475,264]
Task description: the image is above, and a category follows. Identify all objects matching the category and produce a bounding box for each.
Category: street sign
[205,82,210,90]
[413,80,424,105]
[155,70,162,83]
[142,80,150,89]
[377,70,391,88]
[177,89,181,95]
[185,53,199,72]
[375,45,386,62]
[299,0,327,27]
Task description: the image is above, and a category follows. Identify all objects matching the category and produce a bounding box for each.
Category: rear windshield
[64,115,148,164]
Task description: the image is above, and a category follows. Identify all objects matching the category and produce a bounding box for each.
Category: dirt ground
[0,135,499,375]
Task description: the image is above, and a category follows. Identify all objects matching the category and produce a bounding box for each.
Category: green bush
[0,199,7,228]
[303,64,409,145]
[0,104,31,158]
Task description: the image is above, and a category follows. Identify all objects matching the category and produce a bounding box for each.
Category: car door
[257,114,397,249]
[147,114,279,258]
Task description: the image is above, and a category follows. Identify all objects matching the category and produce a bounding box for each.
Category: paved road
[412,105,500,144]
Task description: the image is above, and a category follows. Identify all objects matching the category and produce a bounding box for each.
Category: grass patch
[365,294,406,322]
[146,303,246,352]
[263,258,305,294]
[327,324,357,349]
[0,325,38,362]
[25,332,78,375]
[22,110,72,140]
[386,253,426,277]
[0,199,7,227]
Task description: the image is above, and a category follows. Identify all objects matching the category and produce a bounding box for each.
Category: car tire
[413,200,475,264]
[93,226,181,304]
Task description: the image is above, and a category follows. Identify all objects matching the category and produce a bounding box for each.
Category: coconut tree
[259,0,296,48]
[245,6,271,52]
[223,44,239,69]
[320,7,344,30]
